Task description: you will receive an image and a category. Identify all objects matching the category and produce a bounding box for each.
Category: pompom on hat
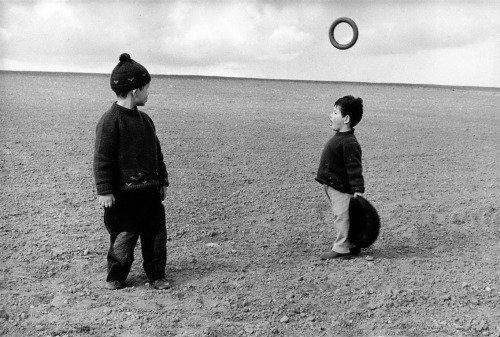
[110,53,151,94]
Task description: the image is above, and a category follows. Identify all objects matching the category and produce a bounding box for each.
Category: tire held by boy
[348,195,380,248]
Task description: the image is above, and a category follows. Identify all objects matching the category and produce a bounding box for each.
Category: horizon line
[1,69,498,91]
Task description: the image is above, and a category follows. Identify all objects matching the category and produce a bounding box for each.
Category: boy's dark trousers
[103,189,166,283]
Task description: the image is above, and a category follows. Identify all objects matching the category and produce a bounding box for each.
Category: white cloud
[154,2,314,65]
[34,0,75,22]
[357,2,500,55]
[265,25,313,61]
[0,27,12,40]
[159,3,259,63]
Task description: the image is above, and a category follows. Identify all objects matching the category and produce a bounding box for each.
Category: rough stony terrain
[1,72,500,336]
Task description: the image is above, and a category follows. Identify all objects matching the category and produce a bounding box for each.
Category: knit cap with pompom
[110,53,151,94]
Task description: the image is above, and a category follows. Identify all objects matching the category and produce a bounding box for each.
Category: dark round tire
[329,17,359,50]
[348,195,380,248]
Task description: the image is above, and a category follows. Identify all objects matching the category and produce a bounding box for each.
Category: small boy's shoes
[320,251,351,260]
[152,279,171,290]
[105,280,124,290]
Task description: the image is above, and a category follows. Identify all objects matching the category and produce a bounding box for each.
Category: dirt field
[1,71,499,337]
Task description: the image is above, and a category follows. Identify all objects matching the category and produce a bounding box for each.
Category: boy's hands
[98,188,166,207]
[354,192,364,198]
[98,194,115,208]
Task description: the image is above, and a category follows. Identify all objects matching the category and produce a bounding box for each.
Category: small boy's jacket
[316,129,365,194]
[93,103,169,195]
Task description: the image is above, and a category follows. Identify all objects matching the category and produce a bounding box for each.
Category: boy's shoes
[105,280,124,290]
[350,247,361,255]
[320,251,350,260]
[152,279,171,290]
[320,247,362,259]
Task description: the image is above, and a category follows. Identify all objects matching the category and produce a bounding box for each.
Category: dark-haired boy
[93,53,170,289]
[316,95,365,259]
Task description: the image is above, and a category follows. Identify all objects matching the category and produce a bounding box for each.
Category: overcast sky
[1,0,499,87]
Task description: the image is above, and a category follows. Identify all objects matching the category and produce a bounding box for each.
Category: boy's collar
[337,128,355,134]
[114,101,138,113]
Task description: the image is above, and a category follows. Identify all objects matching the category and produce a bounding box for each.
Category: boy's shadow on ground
[366,244,421,260]
[125,258,238,289]
[367,236,468,260]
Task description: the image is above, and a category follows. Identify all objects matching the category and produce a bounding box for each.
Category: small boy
[316,95,365,259]
[93,53,170,290]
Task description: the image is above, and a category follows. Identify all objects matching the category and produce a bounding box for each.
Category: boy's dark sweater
[316,129,365,194]
[93,102,169,195]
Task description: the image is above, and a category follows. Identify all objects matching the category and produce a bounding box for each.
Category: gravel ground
[1,72,500,336]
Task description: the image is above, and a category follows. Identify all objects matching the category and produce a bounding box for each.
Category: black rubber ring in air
[329,17,359,50]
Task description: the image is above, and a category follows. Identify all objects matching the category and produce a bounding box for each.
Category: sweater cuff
[351,186,365,194]
[159,178,169,187]
[96,183,114,195]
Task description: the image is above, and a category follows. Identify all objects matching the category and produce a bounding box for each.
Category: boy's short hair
[115,85,147,99]
[335,95,363,127]
[116,90,130,99]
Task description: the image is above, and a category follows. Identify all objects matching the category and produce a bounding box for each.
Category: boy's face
[329,105,349,131]
[134,83,150,106]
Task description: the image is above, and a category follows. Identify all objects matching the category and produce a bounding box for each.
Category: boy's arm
[156,136,169,188]
[93,114,118,195]
[144,113,169,188]
[343,141,365,194]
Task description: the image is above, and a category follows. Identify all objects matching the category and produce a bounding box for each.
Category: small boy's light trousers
[103,189,167,283]
[323,185,355,254]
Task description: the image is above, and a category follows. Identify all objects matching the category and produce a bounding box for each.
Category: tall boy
[93,53,170,290]
[316,95,365,259]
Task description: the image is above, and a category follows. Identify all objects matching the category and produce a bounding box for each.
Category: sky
[1,0,499,88]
